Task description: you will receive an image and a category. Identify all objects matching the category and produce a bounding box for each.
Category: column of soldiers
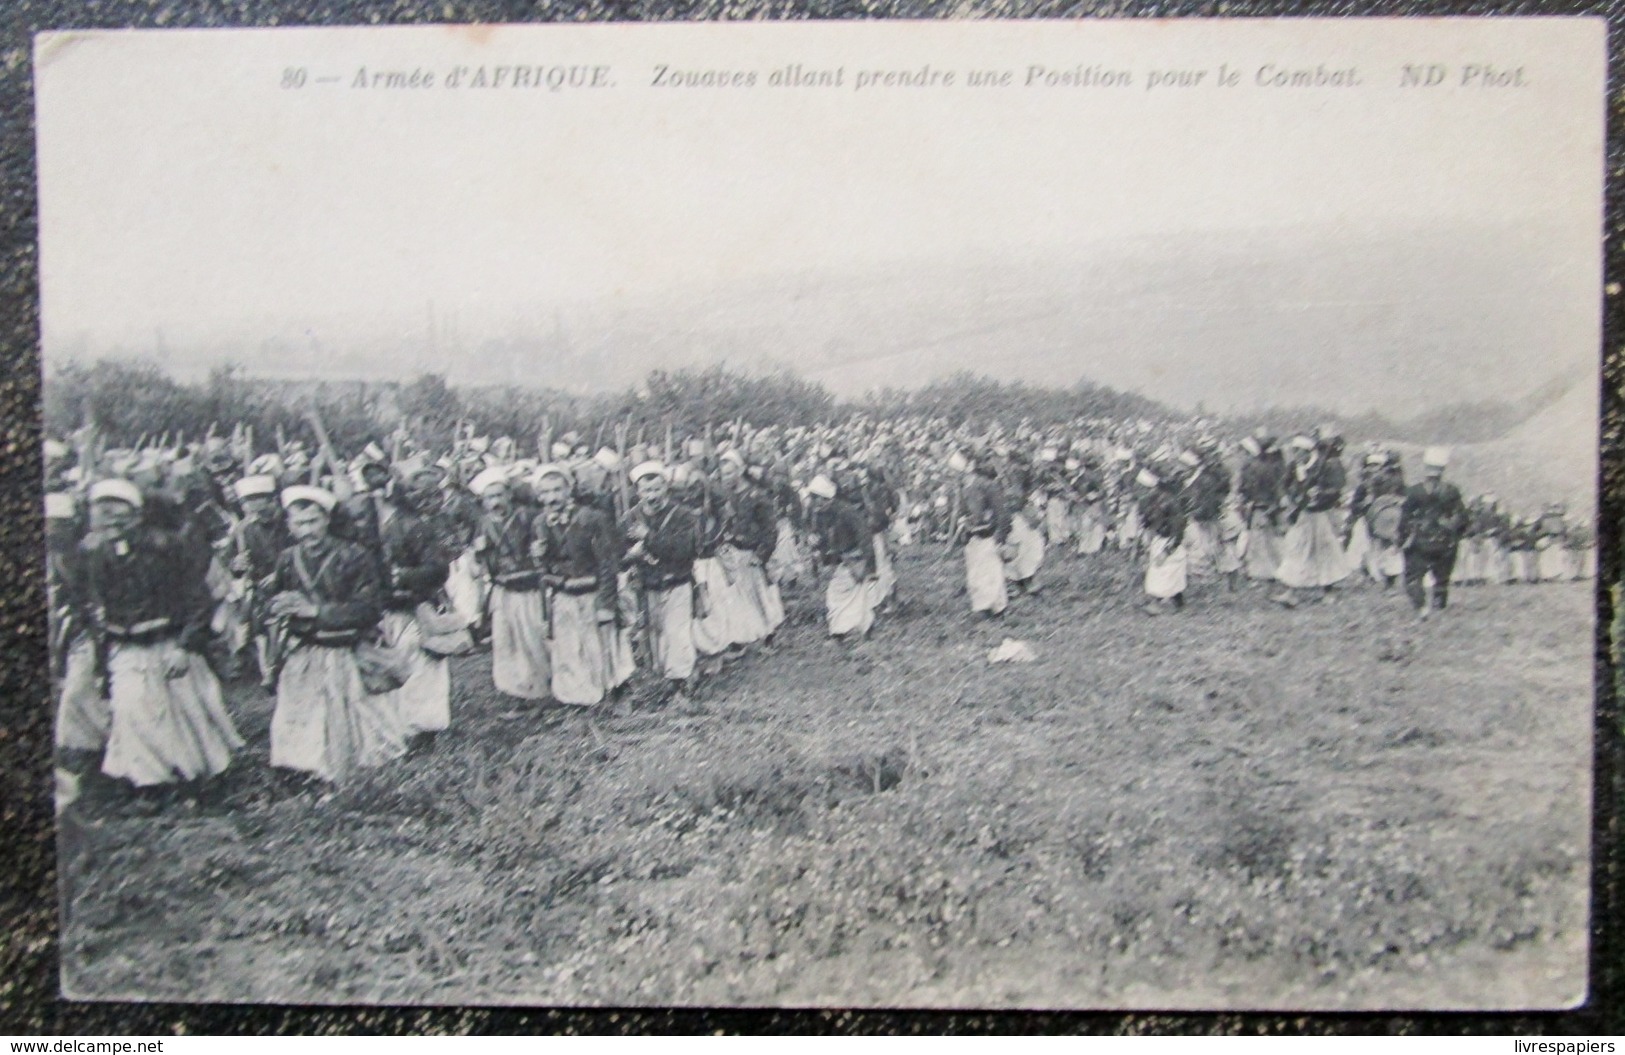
[45,416,1595,803]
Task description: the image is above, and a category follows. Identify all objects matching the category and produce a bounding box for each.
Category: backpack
[1367,495,1404,543]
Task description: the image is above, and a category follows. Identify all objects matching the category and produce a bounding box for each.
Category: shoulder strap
[292,545,341,598]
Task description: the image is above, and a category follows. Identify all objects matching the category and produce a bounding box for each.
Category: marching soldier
[1397,448,1469,618]
[806,474,877,640]
[471,467,551,701]
[1070,455,1108,556]
[49,492,107,797]
[82,478,243,790]
[267,485,405,784]
[1238,434,1285,582]
[438,459,488,632]
[221,473,289,687]
[714,449,785,648]
[1536,503,1574,582]
[998,448,1046,596]
[954,452,1011,618]
[1139,467,1189,614]
[1036,448,1074,550]
[625,461,701,707]
[532,464,634,709]
[1274,432,1350,606]
[379,460,454,751]
[1180,445,1230,581]
[763,457,809,589]
[1349,450,1405,587]
[858,458,900,609]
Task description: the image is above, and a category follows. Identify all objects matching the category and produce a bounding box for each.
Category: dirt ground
[58,547,1594,1009]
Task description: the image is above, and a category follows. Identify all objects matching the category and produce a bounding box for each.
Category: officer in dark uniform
[1397,447,1469,618]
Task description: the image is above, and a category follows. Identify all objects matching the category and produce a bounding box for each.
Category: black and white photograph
[34,18,1602,1009]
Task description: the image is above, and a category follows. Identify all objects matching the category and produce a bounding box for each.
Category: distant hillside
[1441,380,1599,514]
[1227,368,1592,449]
[1374,381,1599,515]
[80,219,1595,421]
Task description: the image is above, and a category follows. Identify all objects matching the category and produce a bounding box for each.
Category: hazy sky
[35,19,1604,404]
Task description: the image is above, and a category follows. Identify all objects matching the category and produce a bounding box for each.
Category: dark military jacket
[718,481,778,563]
[1238,454,1286,521]
[676,479,724,559]
[475,508,543,591]
[962,474,1011,544]
[860,473,899,536]
[1287,454,1345,516]
[810,497,877,577]
[1350,464,1406,518]
[764,475,804,530]
[627,499,699,591]
[380,506,450,611]
[81,524,216,651]
[1183,462,1230,523]
[534,503,620,611]
[226,514,291,584]
[270,536,383,646]
[1397,481,1469,554]
[1141,485,1188,543]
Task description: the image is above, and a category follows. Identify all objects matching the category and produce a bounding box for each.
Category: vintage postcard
[35,19,1601,1008]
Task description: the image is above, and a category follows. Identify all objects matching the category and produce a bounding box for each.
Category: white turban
[88,478,143,509]
[469,467,511,497]
[531,463,574,488]
[280,485,337,513]
[234,474,278,500]
[630,460,667,484]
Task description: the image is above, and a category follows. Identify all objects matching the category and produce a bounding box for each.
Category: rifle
[638,579,657,672]
[612,421,632,523]
[621,506,656,673]
[90,609,111,701]
[261,604,290,692]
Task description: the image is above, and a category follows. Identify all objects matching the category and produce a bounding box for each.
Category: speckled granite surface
[0,0,1619,1035]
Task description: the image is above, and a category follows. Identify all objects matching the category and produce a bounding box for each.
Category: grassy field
[59,547,1594,1009]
